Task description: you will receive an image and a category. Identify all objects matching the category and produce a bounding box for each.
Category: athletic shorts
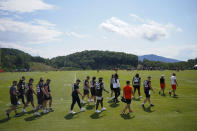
[125,99,131,104]
[90,88,96,96]
[145,90,150,98]
[160,83,165,89]
[44,95,52,100]
[37,94,43,105]
[26,94,33,102]
[172,85,176,90]
[83,89,89,95]
[11,97,17,106]
[18,93,24,99]
[110,84,114,90]
[96,96,103,101]
[133,85,140,89]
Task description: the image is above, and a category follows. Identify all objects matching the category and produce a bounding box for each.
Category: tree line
[0,48,196,71]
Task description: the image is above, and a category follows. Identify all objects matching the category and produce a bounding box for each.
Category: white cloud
[66,32,88,38]
[0,0,53,13]
[0,18,62,44]
[100,15,182,41]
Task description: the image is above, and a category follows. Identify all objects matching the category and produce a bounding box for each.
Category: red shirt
[123,85,132,99]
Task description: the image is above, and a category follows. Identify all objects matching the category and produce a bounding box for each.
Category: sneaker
[17,101,21,105]
[81,101,85,104]
[43,109,48,114]
[22,109,27,113]
[95,110,101,113]
[150,104,154,107]
[15,113,20,117]
[70,110,76,114]
[142,104,145,109]
[101,107,106,111]
[139,96,142,98]
[169,91,171,96]
[49,107,53,112]
[6,113,9,118]
[80,108,86,112]
[34,112,41,116]
[33,107,37,111]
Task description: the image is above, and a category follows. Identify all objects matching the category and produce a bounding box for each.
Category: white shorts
[96,96,103,100]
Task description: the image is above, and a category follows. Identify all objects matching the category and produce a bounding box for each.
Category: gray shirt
[10,86,16,97]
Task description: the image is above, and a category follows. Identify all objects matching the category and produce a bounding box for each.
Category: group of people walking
[6,72,178,118]
[70,72,179,114]
[6,76,53,118]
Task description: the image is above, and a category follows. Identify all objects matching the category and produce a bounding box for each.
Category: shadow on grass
[81,103,87,107]
[161,94,166,97]
[143,106,155,113]
[110,103,120,108]
[64,113,78,120]
[90,112,104,119]
[133,98,141,101]
[86,105,95,110]
[120,114,135,120]
[0,118,10,123]
[24,112,49,121]
[107,100,113,103]
[172,95,179,99]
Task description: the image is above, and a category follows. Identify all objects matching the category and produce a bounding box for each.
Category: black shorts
[26,94,33,102]
[11,97,17,106]
[110,84,114,90]
[145,90,150,98]
[90,88,96,96]
[37,94,43,105]
[125,99,131,104]
[18,93,24,99]
[44,95,52,100]
[84,89,89,95]
[133,85,140,89]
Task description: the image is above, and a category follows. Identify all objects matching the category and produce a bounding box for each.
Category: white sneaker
[33,107,37,111]
[34,112,40,116]
[90,99,94,102]
[139,96,142,98]
[101,107,106,111]
[81,101,85,104]
[110,96,115,100]
[95,110,101,113]
[22,109,27,113]
[80,108,86,112]
[17,101,21,105]
[43,109,48,114]
[70,110,76,114]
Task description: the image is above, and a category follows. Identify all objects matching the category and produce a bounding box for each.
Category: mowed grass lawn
[0,70,197,131]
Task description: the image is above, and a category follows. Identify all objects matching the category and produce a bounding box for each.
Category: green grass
[0,70,197,131]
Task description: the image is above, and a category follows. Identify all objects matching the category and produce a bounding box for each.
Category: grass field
[0,70,197,131]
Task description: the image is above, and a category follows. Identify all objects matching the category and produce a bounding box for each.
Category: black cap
[76,79,81,82]
[99,77,103,80]
[148,76,151,78]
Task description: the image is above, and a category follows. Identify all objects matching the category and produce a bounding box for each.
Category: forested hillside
[0,48,196,71]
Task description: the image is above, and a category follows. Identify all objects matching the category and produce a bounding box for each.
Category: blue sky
[0,0,196,60]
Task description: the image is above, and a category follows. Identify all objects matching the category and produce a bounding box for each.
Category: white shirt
[171,76,176,85]
[113,78,120,88]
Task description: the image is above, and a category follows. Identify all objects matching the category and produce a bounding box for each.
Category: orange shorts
[160,83,165,89]
[172,85,176,90]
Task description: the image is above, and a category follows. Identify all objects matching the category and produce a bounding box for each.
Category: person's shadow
[109,103,120,108]
[86,105,95,110]
[0,118,10,123]
[120,113,135,120]
[64,113,78,120]
[143,106,155,113]
[90,112,104,119]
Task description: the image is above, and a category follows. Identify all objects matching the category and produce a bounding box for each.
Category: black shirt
[36,82,44,96]
[91,80,96,88]
[10,86,17,98]
[160,78,165,84]
[72,83,79,96]
[18,80,25,94]
[26,83,33,95]
[144,80,151,91]
[96,82,104,97]
[44,83,51,93]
